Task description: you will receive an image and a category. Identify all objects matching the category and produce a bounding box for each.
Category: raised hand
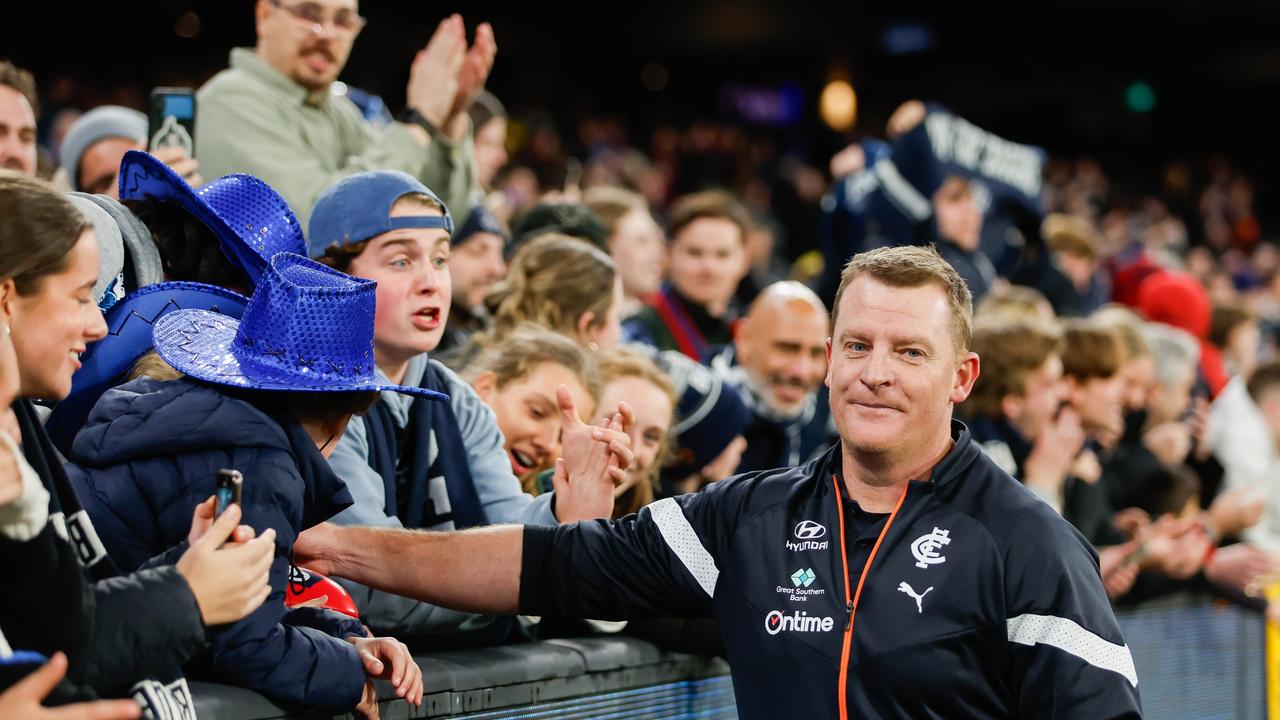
[406,14,466,131]
[553,385,632,522]
[447,22,497,126]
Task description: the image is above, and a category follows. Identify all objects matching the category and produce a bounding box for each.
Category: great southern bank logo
[765,609,835,635]
[786,520,830,552]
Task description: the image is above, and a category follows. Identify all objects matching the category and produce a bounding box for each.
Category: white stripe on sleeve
[1007,613,1138,687]
[649,497,720,598]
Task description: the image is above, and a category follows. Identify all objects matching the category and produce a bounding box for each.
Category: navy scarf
[363,363,486,529]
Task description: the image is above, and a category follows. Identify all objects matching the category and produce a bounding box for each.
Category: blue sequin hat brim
[153,309,447,400]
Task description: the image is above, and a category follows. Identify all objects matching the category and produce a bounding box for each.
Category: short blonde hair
[832,245,973,355]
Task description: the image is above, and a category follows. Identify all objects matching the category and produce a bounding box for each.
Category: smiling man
[293,245,1141,719]
[715,280,833,472]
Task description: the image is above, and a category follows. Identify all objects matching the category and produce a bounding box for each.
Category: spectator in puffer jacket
[67,253,428,717]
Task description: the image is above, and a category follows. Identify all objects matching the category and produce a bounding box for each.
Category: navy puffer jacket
[66,377,367,712]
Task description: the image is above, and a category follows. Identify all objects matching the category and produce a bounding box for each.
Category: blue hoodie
[65,377,367,713]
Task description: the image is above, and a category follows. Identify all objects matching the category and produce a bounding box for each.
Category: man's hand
[700,436,748,485]
[445,21,497,135]
[1206,485,1266,538]
[148,145,201,187]
[1070,448,1103,485]
[346,636,423,706]
[1203,542,1273,593]
[886,100,925,139]
[1023,407,1086,496]
[293,522,340,576]
[175,504,275,625]
[406,15,466,132]
[186,496,256,547]
[1098,541,1141,599]
[1140,515,1210,579]
[829,143,866,179]
[554,385,633,522]
[0,652,141,719]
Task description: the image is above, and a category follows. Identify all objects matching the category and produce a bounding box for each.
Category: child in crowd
[67,253,425,716]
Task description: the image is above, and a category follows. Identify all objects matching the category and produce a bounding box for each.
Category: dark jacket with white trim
[520,420,1142,719]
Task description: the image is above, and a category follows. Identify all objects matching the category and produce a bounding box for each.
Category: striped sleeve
[518,492,726,621]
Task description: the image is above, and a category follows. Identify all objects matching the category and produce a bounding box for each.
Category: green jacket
[196,48,474,233]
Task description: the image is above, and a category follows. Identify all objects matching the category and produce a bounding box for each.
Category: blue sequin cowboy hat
[118,149,307,287]
[152,252,448,401]
[45,281,251,455]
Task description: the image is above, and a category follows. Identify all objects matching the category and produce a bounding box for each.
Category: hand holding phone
[148,87,197,156]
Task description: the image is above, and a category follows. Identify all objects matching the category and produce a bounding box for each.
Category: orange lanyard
[832,474,910,720]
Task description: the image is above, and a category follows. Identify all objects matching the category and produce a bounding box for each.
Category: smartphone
[214,469,243,519]
[148,87,197,156]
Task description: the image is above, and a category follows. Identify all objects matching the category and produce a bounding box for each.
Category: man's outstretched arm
[294,524,524,615]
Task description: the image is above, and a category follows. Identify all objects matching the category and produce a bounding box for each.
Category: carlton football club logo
[765,609,835,635]
[911,527,951,569]
[785,520,830,552]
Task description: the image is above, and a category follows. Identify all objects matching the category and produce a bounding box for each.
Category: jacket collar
[230,47,330,107]
[826,419,979,497]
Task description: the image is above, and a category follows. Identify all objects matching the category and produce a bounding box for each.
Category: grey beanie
[70,193,165,289]
[60,106,148,191]
[65,194,126,308]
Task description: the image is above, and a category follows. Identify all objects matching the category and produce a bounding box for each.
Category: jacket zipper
[832,474,909,720]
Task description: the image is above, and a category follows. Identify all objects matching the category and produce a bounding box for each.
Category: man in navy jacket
[295,245,1142,719]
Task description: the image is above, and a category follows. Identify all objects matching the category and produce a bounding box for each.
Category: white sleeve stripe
[649,497,719,598]
[0,626,11,658]
[1007,613,1138,687]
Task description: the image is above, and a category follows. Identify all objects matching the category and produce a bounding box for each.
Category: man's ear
[949,351,980,404]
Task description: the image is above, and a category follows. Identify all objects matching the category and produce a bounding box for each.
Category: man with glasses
[197,1,493,227]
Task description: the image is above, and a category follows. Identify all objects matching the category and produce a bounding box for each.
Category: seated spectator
[650,349,751,497]
[1209,300,1261,379]
[483,232,622,350]
[509,202,609,252]
[307,170,630,643]
[1135,269,1229,398]
[46,150,307,453]
[930,176,995,302]
[593,346,677,517]
[1043,213,1108,316]
[436,206,507,356]
[583,185,665,318]
[962,316,1074,513]
[463,325,601,481]
[59,106,200,196]
[0,173,274,710]
[1213,361,1280,554]
[0,60,38,177]
[623,190,752,361]
[68,252,425,716]
[469,90,508,198]
[713,281,832,473]
[974,283,1055,322]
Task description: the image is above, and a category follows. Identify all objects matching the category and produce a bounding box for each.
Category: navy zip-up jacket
[66,377,368,713]
[520,421,1141,719]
